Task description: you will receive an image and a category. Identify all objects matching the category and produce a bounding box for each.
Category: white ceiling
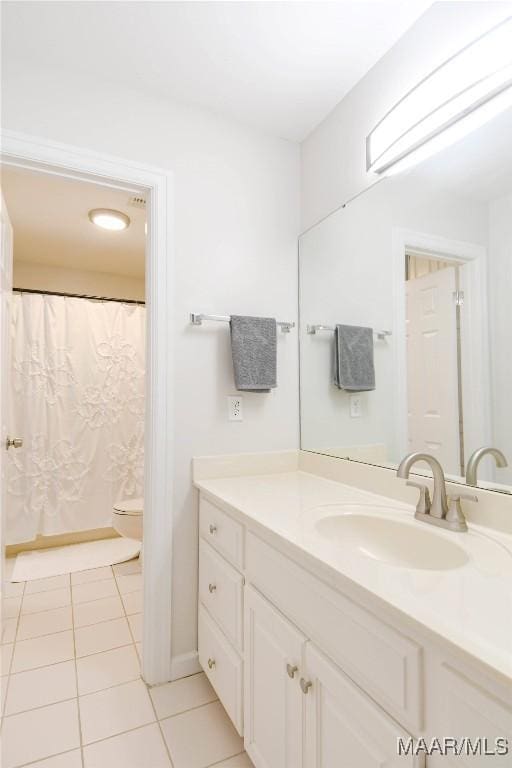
[1,165,146,277]
[2,1,431,141]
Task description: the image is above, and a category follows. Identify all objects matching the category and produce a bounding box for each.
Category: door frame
[392,227,492,471]
[0,129,175,685]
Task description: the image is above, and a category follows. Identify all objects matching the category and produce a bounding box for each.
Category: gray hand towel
[230,315,277,392]
[334,324,375,391]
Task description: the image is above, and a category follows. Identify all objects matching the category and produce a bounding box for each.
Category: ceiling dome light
[88,208,130,231]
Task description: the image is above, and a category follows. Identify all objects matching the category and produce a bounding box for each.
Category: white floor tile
[71,566,114,585]
[135,642,142,663]
[4,596,22,619]
[18,606,73,641]
[83,723,171,768]
[79,678,155,744]
[1,643,14,676]
[1,676,8,715]
[127,612,142,642]
[12,630,74,673]
[22,750,83,768]
[22,587,71,615]
[116,573,143,594]
[73,594,124,628]
[4,581,25,598]
[150,672,217,720]
[25,574,70,594]
[211,754,255,768]
[77,645,141,695]
[1,617,17,644]
[75,617,132,658]
[160,701,243,768]
[113,558,141,576]
[1,699,80,768]
[121,590,142,615]
[72,578,118,604]
[5,660,76,715]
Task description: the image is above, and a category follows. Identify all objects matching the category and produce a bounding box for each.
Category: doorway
[0,131,174,685]
[405,252,464,476]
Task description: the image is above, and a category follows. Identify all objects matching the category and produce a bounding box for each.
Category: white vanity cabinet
[244,585,305,768]
[197,493,511,768]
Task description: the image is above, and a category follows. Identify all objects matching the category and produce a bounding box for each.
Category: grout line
[70,569,86,768]
[0,579,27,732]
[17,746,82,768]
[207,751,247,768]
[157,697,221,723]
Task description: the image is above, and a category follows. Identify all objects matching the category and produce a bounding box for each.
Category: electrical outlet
[349,394,362,418]
[227,395,243,421]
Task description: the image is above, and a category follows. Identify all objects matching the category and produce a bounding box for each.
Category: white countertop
[195,469,512,682]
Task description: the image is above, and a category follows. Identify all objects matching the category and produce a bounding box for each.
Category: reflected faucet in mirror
[466,447,508,487]
[397,452,477,533]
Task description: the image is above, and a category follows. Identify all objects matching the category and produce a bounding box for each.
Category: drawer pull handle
[208,583,217,593]
[207,657,216,670]
[300,678,312,694]
[286,664,298,679]
[209,524,217,535]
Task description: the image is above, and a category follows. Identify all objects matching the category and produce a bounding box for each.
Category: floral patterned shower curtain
[6,292,145,544]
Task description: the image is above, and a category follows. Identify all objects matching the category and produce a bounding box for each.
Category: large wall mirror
[299,104,512,494]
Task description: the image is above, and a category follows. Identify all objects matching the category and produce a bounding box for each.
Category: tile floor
[1,557,253,768]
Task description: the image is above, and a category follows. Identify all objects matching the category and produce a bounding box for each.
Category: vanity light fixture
[366,16,512,175]
[88,208,130,231]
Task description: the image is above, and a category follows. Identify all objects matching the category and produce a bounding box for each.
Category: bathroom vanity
[194,452,512,768]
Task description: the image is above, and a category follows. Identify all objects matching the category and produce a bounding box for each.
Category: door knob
[300,678,313,694]
[207,658,216,670]
[6,436,23,450]
[208,583,217,593]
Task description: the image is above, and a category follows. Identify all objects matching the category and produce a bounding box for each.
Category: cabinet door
[304,643,422,768]
[244,586,306,768]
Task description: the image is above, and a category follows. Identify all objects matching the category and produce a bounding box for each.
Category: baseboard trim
[6,527,119,556]
[169,651,201,681]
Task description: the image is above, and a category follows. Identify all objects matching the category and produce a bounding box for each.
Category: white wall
[14,261,145,301]
[488,194,512,484]
[301,2,512,231]
[2,65,300,665]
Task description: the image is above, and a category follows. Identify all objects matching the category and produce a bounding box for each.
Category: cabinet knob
[286,663,298,679]
[208,583,217,593]
[207,657,216,670]
[300,678,312,694]
[209,524,217,535]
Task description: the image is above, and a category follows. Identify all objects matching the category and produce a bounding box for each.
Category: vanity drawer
[199,496,244,569]
[199,539,244,650]
[246,532,423,733]
[198,603,243,736]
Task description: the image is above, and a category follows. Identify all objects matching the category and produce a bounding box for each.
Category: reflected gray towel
[334,324,375,391]
[230,315,277,392]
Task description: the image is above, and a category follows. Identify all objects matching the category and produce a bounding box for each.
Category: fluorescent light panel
[367,17,512,175]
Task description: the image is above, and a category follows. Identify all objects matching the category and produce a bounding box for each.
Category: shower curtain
[6,292,145,544]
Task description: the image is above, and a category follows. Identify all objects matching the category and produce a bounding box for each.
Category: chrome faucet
[466,447,508,487]
[397,452,477,532]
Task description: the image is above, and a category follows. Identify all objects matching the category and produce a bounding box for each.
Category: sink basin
[314,513,469,570]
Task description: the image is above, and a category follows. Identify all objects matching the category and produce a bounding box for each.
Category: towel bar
[190,313,295,333]
[307,324,391,341]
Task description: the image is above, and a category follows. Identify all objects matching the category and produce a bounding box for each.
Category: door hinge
[453,290,465,307]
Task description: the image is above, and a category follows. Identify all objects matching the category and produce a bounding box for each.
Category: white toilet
[112,498,144,541]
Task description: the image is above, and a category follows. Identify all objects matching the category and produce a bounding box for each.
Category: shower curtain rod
[13,287,145,306]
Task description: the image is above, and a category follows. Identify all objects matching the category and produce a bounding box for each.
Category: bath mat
[11,537,141,582]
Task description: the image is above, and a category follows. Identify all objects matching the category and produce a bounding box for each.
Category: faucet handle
[406,481,431,514]
[446,492,478,530]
